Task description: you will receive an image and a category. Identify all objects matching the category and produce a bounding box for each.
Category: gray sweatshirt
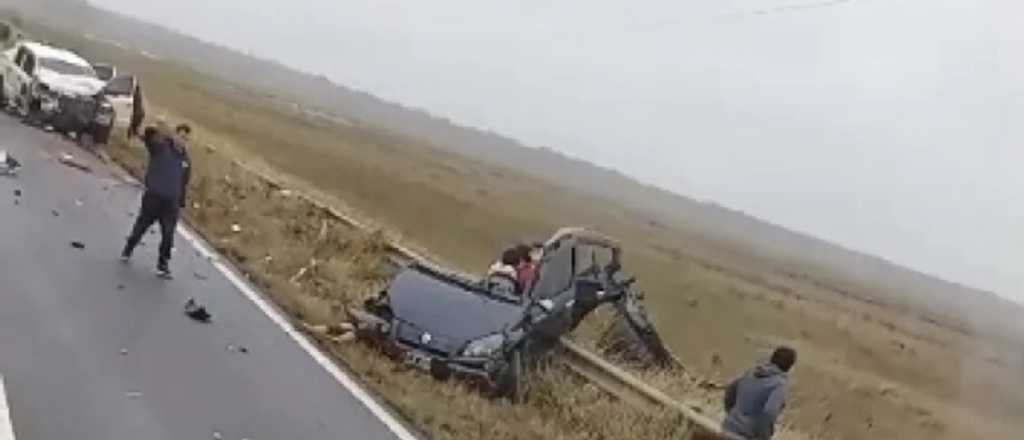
[722,363,789,440]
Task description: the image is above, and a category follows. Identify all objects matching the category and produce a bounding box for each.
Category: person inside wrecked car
[486,248,523,296]
[514,243,540,294]
[722,346,797,440]
[120,121,192,278]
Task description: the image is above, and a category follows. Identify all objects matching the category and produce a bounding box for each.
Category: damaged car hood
[36,69,105,97]
[388,266,525,347]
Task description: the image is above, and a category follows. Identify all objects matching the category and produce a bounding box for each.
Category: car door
[525,241,576,339]
[569,244,615,329]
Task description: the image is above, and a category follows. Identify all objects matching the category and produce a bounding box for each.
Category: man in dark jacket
[120,122,192,278]
[722,346,796,440]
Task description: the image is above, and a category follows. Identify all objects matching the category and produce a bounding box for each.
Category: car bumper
[41,96,112,129]
[346,307,502,389]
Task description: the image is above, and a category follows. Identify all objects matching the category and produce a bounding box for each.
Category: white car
[0,41,115,143]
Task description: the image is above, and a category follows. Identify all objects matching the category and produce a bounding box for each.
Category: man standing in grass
[121,121,192,279]
[722,346,797,440]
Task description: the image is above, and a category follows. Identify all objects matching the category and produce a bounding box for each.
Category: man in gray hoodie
[722,346,797,440]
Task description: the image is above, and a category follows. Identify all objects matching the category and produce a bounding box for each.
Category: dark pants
[123,191,180,266]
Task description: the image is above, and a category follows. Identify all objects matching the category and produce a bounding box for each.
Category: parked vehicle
[348,227,674,401]
[0,41,115,145]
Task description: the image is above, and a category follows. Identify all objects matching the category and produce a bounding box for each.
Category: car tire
[94,123,113,145]
[16,86,29,119]
[78,132,95,151]
[0,76,6,108]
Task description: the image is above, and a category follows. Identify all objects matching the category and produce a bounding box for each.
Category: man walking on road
[121,121,192,278]
[722,346,797,440]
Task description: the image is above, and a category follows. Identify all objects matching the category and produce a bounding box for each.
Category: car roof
[20,41,92,67]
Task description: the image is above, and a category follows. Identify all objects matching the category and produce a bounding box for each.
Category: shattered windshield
[39,57,96,77]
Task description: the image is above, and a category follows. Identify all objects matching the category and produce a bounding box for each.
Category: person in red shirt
[514,244,539,295]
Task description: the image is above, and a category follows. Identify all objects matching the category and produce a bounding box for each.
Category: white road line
[177,226,418,440]
[0,375,15,440]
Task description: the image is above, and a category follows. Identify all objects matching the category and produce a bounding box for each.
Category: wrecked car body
[349,227,674,401]
[1,41,115,145]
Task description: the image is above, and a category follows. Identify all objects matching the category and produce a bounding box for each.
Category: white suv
[0,41,115,143]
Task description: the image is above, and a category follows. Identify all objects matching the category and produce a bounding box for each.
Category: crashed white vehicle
[0,41,115,144]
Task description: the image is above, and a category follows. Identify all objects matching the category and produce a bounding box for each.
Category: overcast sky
[88,0,1021,300]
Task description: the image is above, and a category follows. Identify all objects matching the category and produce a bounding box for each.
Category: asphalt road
[0,115,410,440]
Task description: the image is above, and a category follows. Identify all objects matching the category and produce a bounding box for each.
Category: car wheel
[0,77,6,108]
[16,86,30,119]
[78,132,96,151]
[94,123,113,145]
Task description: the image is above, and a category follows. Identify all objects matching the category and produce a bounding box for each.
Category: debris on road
[13,189,21,197]
[184,298,212,323]
[125,391,143,399]
[212,431,223,440]
[117,284,125,290]
[70,241,86,249]
[231,224,242,233]
[74,199,84,207]
[57,153,93,173]
[120,348,128,355]
[193,272,209,281]
[51,210,60,217]
[226,344,250,354]
[289,266,309,285]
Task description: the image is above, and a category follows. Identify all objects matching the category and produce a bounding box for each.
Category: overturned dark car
[348,227,674,401]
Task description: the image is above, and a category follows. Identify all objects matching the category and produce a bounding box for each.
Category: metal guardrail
[187,155,740,440]
[559,339,740,440]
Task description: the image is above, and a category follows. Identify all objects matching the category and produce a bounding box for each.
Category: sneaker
[156,263,173,279]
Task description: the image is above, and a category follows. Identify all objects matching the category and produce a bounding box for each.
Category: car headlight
[461,333,505,358]
[35,83,56,98]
